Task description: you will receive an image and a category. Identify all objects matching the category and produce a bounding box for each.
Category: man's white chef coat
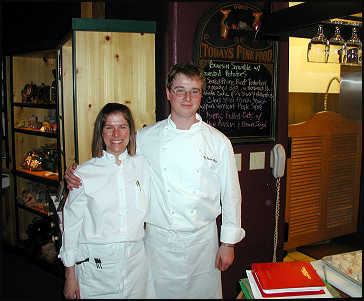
[59,150,150,267]
[136,114,245,244]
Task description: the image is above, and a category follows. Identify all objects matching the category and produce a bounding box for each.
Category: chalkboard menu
[194,1,278,143]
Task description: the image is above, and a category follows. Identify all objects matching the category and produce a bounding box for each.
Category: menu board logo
[193,2,278,142]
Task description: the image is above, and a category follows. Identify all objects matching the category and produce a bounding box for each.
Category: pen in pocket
[94,258,102,269]
[136,180,141,191]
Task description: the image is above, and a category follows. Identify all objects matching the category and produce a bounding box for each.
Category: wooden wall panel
[75,31,155,164]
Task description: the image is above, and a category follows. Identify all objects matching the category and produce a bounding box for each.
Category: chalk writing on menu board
[193,2,278,142]
[201,60,273,138]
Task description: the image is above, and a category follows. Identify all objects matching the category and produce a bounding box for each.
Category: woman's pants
[75,240,155,299]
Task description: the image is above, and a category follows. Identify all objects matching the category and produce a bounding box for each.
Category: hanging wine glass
[327,26,345,63]
[307,25,329,63]
[343,27,362,65]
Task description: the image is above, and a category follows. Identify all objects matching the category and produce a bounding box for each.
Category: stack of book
[246,261,332,298]
[322,250,362,288]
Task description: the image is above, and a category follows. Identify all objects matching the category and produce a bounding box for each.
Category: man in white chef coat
[65,63,245,299]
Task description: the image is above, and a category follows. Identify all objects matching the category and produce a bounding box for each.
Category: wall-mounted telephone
[270,144,286,178]
[270,144,286,262]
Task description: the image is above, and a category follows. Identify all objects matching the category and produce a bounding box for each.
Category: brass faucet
[324,77,340,111]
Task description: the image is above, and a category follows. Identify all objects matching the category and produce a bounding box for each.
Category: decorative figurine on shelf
[20,189,36,207]
[40,121,53,133]
[18,181,48,211]
[21,82,52,104]
[22,144,58,173]
[21,83,35,103]
[38,83,51,104]
[22,150,44,171]
[45,115,57,132]
[28,115,40,129]
[15,120,26,128]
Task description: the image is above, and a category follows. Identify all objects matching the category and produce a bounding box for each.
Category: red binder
[251,261,326,297]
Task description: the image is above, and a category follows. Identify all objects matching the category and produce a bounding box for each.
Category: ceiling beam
[262,1,362,37]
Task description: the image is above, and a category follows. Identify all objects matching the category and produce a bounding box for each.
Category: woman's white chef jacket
[59,150,150,265]
[59,150,152,298]
[136,114,245,243]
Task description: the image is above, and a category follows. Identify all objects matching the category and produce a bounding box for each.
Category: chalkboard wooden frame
[193,1,278,144]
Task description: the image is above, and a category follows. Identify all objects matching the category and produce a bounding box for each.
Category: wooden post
[81,1,105,19]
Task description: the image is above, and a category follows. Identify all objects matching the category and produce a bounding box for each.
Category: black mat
[1,245,65,299]
[296,233,363,260]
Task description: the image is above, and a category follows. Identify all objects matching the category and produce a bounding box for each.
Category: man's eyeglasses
[171,87,202,97]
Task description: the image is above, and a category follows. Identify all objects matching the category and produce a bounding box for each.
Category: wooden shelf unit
[8,49,62,248]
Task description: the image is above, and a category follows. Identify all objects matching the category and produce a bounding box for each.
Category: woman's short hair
[166,63,206,90]
[92,103,136,157]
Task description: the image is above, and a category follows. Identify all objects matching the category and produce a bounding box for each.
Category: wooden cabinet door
[284,111,361,250]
